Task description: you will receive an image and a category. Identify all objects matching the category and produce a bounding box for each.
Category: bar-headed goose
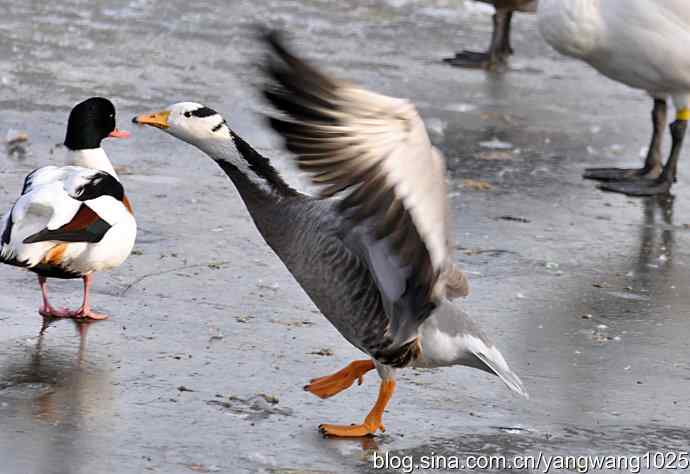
[539,0,690,196]
[444,0,537,70]
[0,97,136,320]
[133,32,526,437]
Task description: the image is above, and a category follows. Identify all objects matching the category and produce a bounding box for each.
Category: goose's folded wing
[262,32,450,302]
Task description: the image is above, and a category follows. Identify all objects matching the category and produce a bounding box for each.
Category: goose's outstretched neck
[198,129,299,203]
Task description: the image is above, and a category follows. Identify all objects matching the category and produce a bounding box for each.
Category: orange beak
[132,110,170,130]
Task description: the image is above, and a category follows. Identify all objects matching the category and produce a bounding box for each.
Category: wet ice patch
[479,137,513,150]
[206,393,292,420]
[126,174,183,185]
[492,426,530,434]
[479,150,513,161]
[462,0,495,15]
[445,102,477,113]
[425,117,447,138]
[605,290,650,302]
[181,464,221,473]
[609,144,624,154]
[0,382,55,400]
[256,279,280,292]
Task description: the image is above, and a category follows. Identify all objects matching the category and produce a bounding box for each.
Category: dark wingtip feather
[255,25,297,73]
[252,23,281,47]
[262,28,290,59]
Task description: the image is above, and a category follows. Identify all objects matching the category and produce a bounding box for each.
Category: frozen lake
[1,1,690,472]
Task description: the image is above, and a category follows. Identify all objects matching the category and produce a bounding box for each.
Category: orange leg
[319,378,396,438]
[305,359,375,399]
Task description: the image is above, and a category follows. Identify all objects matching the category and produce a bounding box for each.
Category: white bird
[133,32,526,437]
[0,97,137,320]
[538,0,690,196]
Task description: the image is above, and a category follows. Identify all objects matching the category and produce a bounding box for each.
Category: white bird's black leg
[584,99,666,181]
[600,113,688,196]
[444,10,513,70]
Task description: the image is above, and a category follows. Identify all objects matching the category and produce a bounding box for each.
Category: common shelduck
[0,97,137,319]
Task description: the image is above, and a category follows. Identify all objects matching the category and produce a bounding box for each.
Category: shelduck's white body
[0,97,135,319]
[1,149,135,277]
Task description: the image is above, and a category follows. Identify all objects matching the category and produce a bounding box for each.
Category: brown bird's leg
[319,378,396,438]
[37,275,72,318]
[305,359,375,399]
[68,274,108,320]
[500,10,514,55]
[444,9,513,70]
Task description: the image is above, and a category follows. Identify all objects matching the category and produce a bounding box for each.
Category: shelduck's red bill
[108,129,130,139]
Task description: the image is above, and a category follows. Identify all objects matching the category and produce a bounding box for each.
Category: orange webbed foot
[316,378,396,438]
[304,359,375,399]
[319,421,384,438]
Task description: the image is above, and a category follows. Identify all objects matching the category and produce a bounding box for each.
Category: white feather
[67,148,119,179]
[538,0,690,109]
[1,159,135,274]
[335,87,449,278]
[414,304,528,398]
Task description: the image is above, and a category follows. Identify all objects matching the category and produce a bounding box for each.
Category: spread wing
[261,31,452,353]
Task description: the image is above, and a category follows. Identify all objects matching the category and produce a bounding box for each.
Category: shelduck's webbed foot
[38,305,74,319]
[69,307,109,320]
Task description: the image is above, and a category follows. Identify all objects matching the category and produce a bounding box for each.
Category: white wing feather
[334,86,449,274]
[1,166,113,267]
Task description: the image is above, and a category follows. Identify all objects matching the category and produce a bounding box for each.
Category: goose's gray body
[232,184,387,357]
[211,139,524,395]
[133,33,527,437]
[217,157,414,361]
